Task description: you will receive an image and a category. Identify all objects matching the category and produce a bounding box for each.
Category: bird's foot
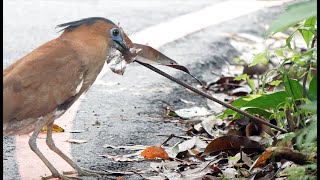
[63,167,107,178]
[41,173,82,180]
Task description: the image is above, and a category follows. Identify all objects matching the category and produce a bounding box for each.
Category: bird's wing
[4,39,86,122]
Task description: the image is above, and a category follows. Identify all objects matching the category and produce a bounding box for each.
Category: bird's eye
[111,28,120,37]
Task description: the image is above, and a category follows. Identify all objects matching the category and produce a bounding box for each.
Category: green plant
[220,1,317,177]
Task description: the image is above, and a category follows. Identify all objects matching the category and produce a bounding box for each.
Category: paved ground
[3,0,288,179]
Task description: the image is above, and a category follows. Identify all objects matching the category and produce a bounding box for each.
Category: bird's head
[57,17,137,75]
[57,17,189,77]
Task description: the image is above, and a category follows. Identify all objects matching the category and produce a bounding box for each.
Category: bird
[3,17,138,180]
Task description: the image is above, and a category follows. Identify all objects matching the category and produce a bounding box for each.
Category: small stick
[160,134,174,146]
[136,61,287,133]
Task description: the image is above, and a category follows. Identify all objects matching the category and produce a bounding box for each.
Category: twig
[285,108,295,132]
[157,134,191,140]
[136,61,288,133]
[160,134,174,146]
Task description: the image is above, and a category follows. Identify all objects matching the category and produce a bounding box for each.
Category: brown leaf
[273,147,309,165]
[251,147,310,170]
[251,147,275,169]
[203,135,265,155]
[245,121,274,137]
[141,146,170,160]
[41,124,64,133]
[227,129,246,136]
[206,76,242,91]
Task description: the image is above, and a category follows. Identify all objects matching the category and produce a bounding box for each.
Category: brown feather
[3,19,116,135]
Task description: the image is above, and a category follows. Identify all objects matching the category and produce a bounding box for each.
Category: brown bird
[3,17,138,180]
[3,16,187,179]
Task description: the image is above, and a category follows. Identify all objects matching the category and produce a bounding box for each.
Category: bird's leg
[29,122,74,180]
[46,122,107,177]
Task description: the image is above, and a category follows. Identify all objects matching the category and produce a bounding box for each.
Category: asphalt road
[3,0,286,179]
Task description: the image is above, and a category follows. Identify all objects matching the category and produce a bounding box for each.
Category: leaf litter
[98,32,315,179]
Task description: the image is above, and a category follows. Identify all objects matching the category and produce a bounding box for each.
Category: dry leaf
[141,146,170,160]
[100,151,143,162]
[41,124,64,133]
[203,135,265,155]
[251,147,275,169]
[174,107,211,119]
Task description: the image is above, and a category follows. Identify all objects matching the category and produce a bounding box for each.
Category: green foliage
[283,74,303,100]
[249,52,268,67]
[285,164,317,180]
[234,74,256,93]
[221,1,317,172]
[266,0,317,37]
[299,16,317,47]
[308,74,317,100]
[221,91,288,119]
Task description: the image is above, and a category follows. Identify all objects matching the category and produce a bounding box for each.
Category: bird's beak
[112,40,128,55]
[107,30,135,75]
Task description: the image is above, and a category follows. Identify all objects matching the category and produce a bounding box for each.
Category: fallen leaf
[174,107,211,119]
[141,146,170,160]
[66,139,88,144]
[100,151,143,162]
[229,86,251,96]
[273,147,310,165]
[41,124,64,133]
[245,120,274,137]
[200,117,224,137]
[203,135,265,155]
[228,152,253,168]
[223,168,237,179]
[206,93,228,114]
[250,147,275,169]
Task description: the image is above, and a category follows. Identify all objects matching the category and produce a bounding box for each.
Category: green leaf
[269,80,282,86]
[283,74,303,100]
[309,74,317,99]
[234,74,249,81]
[221,91,289,118]
[247,78,256,94]
[299,16,317,47]
[274,49,284,57]
[266,0,317,37]
[249,52,268,67]
[220,97,253,118]
[235,107,272,119]
[244,91,289,109]
[286,33,295,50]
